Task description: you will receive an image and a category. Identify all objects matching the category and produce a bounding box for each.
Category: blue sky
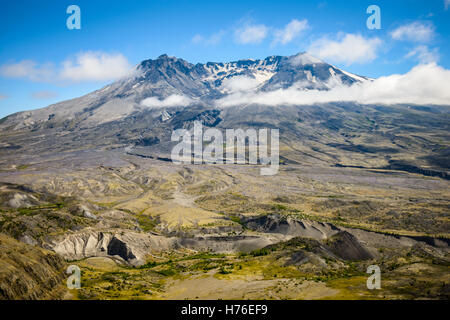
[0,0,449,118]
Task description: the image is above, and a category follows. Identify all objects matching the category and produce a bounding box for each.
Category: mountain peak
[137,54,191,73]
[157,54,177,60]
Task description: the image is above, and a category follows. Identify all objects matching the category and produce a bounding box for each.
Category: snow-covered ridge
[0,52,370,129]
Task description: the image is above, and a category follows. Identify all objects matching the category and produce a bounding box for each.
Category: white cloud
[216,63,450,107]
[273,19,309,45]
[0,51,132,83]
[307,33,382,65]
[192,30,226,46]
[445,0,450,10]
[60,51,132,82]
[0,60,54,81]
[31,90,58,99]
[141,94,194,108]
[289,52,324,66]
[234,24,268,44]
[390,22,435,42]
[192,34,204,44]
[405,46,439,64]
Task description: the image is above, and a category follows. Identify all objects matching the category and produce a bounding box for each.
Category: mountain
[0,52,449,175]
[0,52,366,129]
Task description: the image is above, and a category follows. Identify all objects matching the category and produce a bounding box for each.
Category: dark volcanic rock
[107,237,137,261]
[244,214,339,239]
[325,231,373,261]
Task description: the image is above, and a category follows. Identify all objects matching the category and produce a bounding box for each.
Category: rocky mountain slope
[0,52,365,129]
[0,53,448,176]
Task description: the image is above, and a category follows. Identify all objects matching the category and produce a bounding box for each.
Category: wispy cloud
[195,18,308,47]
[307,33,382,65]
[405,45,439,64]
[272,19,309,45]
[390,22,435,42]
[60,52,132,82]
[31,90,58,99]
[192,30,226,46]
[445,0,450,10]
[0,51,132,83]
[141,94,194,108]
[317,2,327,9]
[216,63,450,106]
[234,23,268,44]
[0,60,54,82]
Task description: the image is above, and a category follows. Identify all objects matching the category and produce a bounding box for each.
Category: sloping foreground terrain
[0,233,66,299]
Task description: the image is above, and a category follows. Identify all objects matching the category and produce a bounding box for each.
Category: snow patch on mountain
[336,68,368,82]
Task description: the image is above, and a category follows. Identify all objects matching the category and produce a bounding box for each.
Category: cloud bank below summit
[138,63,450,108]
[216,63,450,107]
[141,94,195,108]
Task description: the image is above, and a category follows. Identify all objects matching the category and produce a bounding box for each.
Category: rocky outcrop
[7,193,40,208]
[243,214,449,261]
[45,215,448,269]
[49,229,177,266]
[325,231,373,261]
[179,234,284,253]
[244,214,340,239]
